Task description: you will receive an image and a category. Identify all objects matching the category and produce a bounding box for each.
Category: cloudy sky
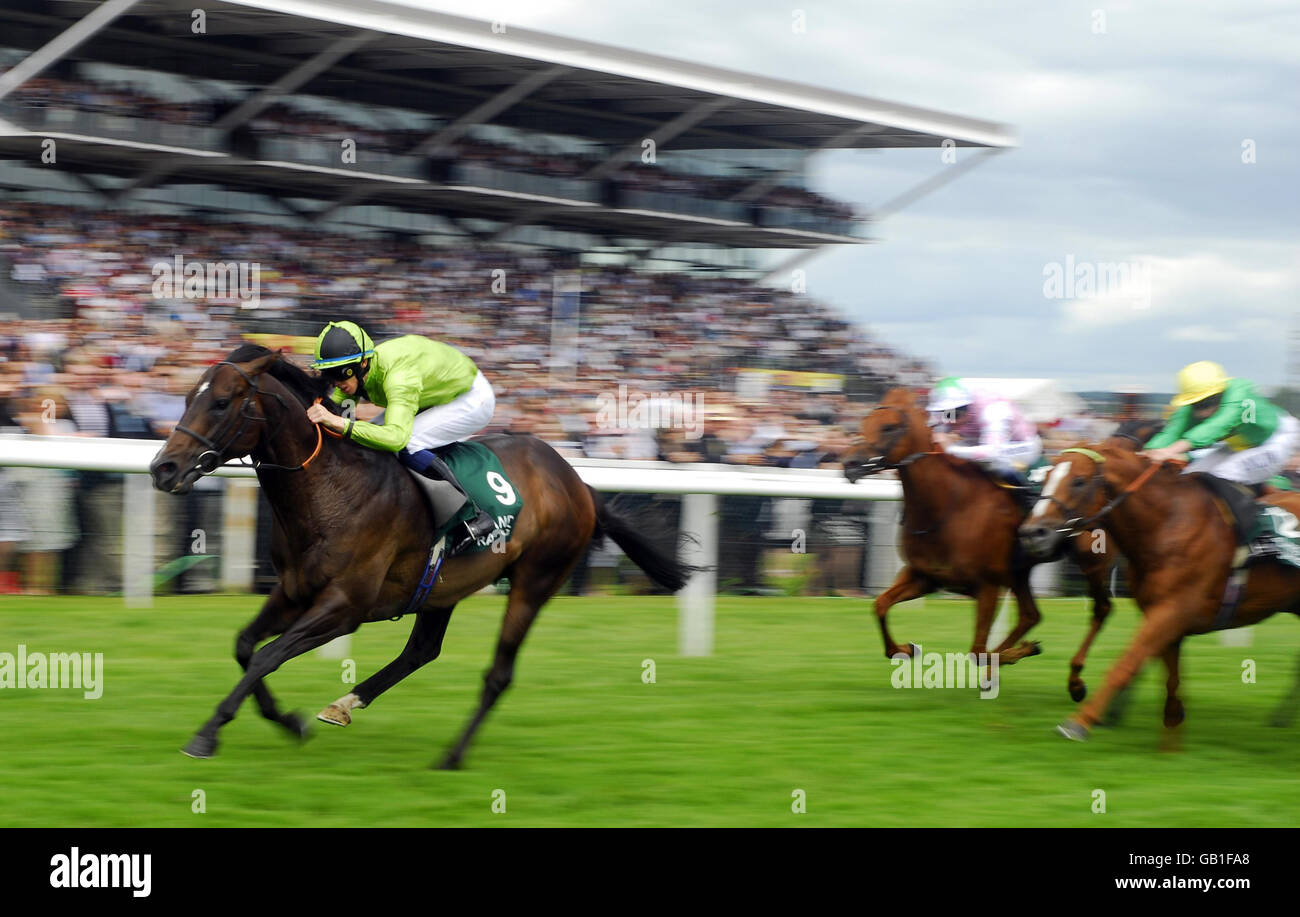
[407,0,1298,391]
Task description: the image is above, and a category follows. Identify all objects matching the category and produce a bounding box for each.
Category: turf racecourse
[2,593,1297,827]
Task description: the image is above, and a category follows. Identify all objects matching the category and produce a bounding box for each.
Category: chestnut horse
[842,387,1149,694]
[149,346,693,768]
[1019,443,1300,739]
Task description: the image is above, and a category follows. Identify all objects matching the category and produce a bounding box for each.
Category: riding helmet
[311,321,375,382]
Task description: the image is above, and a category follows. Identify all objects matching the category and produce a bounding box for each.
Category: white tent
[962,378,1085,424]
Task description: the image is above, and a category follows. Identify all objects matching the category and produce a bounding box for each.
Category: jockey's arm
[1180,386,1249,449]
[1143,406,1190,450]
[343,374,420,452]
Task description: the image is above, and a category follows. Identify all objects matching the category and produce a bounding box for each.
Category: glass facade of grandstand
[0,53,862,256]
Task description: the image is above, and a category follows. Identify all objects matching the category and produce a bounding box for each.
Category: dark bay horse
[149,346,692,768]
[841,387,1153,695]
[1019,444,1300,740]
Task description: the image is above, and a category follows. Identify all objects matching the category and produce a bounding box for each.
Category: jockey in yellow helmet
[1143,361,1300,486]
[307,321,498,553]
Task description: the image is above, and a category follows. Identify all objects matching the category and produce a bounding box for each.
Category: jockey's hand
[1142,445,1187,464]
[933,431,958,449]
[306,403,347,434]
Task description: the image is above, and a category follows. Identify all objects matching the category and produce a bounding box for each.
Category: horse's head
[1018,445,1130,560]
[149,350,283,494]
[842,387,932,483]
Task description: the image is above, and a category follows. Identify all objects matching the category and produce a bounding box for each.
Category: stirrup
[448,509,497,556]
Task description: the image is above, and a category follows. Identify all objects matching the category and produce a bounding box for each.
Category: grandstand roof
[0,0,1014,151]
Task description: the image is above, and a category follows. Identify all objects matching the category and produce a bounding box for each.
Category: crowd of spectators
[0,201,926,456]
[0,199,926,594]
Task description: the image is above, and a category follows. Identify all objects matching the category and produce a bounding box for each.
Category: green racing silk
[1145,378,1282,452]
[330,335,479,452]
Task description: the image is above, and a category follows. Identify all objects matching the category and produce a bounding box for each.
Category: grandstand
[0,0,1013,596]
[0,0,1012,270]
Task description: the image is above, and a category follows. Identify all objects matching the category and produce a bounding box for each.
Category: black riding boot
[402,449,498,555]
[997,469,1038,516]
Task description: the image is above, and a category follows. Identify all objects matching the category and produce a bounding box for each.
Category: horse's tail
[589,487,699,592]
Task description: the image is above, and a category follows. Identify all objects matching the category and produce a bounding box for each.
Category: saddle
[1190,473,1261,546]
[404,469,469,533]
[1191,474,1278,629]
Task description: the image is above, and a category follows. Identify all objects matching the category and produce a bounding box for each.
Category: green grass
[1,592,1298,826]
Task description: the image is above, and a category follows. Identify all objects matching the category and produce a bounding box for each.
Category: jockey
[1143,361,1300,487]
[305,320,498,553]
[926,376,1043,491]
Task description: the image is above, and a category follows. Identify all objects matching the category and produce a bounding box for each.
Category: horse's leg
[1067,557,1115,701]
[1268,649,1300,727]
[1057,602,1185,741]
[968,582,1001,658]
[438,556,577,770]
[183,592,357,759]
[990,574,1043,663]
[235,585,309,738]
[1157,640,1186,752]
[1161,639,1185,728]
[874,566,933,659]
[318,605,455,726]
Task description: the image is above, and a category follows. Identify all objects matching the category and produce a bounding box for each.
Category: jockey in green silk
[307,321,498,553]
[1143,361,1300,486]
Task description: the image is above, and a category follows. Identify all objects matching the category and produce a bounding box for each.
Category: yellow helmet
[1171,361,1230,407]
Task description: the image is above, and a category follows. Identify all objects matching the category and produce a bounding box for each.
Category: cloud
[1167,325,1240,343]
[402,0,1299,386]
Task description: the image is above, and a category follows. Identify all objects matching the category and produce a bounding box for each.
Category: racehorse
[149,345,693,768]
[1019,443,1300,739]
[841,386,1156,697]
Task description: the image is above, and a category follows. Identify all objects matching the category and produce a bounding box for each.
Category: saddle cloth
[403,440,523,556]
[1192,474,1300,570]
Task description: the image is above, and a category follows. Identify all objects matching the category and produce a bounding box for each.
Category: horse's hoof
[316,704,351,727]
[1268,712,1294,728]
[435,753,463,771]
[1069,683,1087,703]
[1024,642,1042,658]
[181,734,217,759]
[1055,720,1089,742]
[282,712,313,741]
[1163,702,1185,729]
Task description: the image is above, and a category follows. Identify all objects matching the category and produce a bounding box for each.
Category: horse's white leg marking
[317,692,364,726]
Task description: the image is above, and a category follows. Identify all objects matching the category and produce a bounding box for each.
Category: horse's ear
[236,349,282,377]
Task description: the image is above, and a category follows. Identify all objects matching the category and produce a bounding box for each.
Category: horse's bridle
[1040,447,1165,537]
[173,361,321,477]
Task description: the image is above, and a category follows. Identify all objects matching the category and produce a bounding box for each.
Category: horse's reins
[173,361,327,477]
[1047,446,1171,535]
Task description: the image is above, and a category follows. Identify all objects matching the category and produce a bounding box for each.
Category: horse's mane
[1107,418,1161,448]
[224,344,343,416]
